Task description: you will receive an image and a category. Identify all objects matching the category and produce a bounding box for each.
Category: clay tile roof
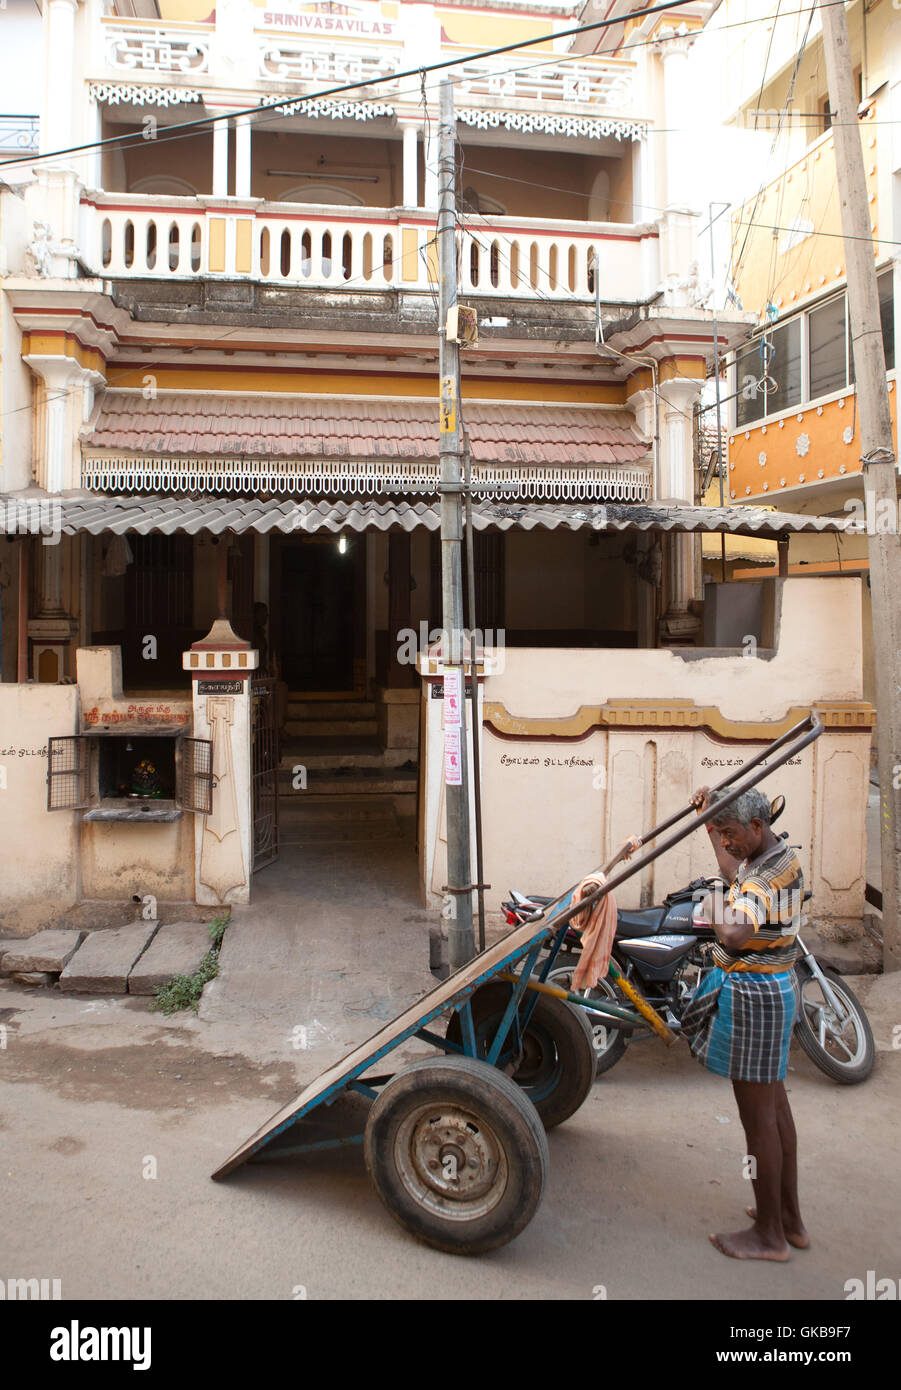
[83,392,650,469]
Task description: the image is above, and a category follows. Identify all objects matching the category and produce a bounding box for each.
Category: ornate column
[423,121,440,210]
[24,352,104,493]
[22,349,100,678]
[401,122,420,207]
[43,0,78,160]
[235,115,252,199]
[653,25,701,305]
[213,118,230,198]
[29,0,83,278]
[658,377,704,643]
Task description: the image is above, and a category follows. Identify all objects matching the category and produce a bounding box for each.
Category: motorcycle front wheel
[793,964,875,1084]
[542,954,629,1077]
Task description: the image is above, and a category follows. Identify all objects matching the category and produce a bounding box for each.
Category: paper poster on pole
[444,726,463,785]
[443,667,462,727]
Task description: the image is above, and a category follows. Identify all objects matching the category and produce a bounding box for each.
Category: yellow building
[695,0,898,701]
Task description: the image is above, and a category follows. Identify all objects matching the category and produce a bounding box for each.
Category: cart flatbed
[212,712,823,1253]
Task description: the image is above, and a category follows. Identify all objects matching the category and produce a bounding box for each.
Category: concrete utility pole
[436,77,475,968]
[819,0,900,970]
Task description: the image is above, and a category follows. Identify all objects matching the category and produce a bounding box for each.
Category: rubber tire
[793,965,876,1084]
[363,1055,549,1256]
[445,980,596,1129]
[542,954,629,1078]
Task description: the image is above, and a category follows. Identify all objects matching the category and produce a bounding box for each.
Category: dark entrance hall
[274,536,363,693]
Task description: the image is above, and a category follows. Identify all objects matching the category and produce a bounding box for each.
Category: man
[685,785,809,1261]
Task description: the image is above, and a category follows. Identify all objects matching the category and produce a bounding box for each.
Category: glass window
[879,268,895,373]
[735,272,893,428]
[735,320,801,426]
[848,271,893,385]
[735,340,767,426]
[767,318,802,415]
[809,293,848,398]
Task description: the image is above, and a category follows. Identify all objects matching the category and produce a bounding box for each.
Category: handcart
[212,712,823,1254]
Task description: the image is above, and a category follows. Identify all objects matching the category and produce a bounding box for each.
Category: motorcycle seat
[616,907,666,938]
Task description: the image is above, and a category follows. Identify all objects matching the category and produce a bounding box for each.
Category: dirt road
[1,973,899,1300]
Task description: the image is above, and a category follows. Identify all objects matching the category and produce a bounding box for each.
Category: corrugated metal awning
[38,494,853,538]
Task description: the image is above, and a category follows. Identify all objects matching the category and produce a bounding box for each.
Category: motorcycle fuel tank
[617,933,698,978]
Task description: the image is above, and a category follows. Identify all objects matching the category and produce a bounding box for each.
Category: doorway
[275,536,362,692]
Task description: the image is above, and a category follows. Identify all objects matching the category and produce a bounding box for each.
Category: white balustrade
[97,19,634,117]
[102,21,211,75]
[449,51,635,112]
[257,39,402,90]
[83,196,649,302]
[0,114,40,153]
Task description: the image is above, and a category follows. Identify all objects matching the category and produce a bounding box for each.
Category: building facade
[0,0,874,934]
[691,0,899,703]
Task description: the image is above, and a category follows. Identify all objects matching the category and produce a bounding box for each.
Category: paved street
[2,965,899,1301]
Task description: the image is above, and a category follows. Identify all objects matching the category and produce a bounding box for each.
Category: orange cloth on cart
[570,872,618,991]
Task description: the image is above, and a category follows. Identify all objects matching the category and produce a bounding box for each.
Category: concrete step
[285,699,376,721]
[278,767,417,797]
[278,796,398,824]
[279,737,416,771]
[284,719,379,739]
[280,819,405,845]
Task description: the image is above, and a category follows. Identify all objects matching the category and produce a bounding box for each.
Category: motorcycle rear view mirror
[769,794,785,825]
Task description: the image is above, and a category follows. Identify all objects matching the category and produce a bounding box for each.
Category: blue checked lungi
[682,966,797,1083]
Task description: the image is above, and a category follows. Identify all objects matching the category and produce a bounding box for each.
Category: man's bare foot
[745,1206,810,1249]
[710,1227,791,1261]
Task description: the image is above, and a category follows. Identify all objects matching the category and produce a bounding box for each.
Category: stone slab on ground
[59,923,159,994]
[127,921,214,995]
[9,971,57,987]
[0,931,84,975]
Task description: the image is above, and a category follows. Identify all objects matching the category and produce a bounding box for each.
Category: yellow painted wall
[731,107,880,322]
[728,379,898,502]
[104,365,625,405]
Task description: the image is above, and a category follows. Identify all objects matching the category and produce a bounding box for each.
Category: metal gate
[251,676,279,872]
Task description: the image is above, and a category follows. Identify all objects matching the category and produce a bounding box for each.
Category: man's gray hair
[708,787,772,828]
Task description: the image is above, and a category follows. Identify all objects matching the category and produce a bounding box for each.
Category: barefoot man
[685,785,810,1261]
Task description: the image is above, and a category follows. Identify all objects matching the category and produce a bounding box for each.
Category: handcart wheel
[363,1056,548,1256]
[445,981,596,1129]
[542,955,628,1078]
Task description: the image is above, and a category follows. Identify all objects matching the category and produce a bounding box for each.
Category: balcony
[81,193,656,303]
[0,114,39,155]
[94,16,641,128]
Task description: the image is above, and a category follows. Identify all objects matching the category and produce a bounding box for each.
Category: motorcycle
[502,820,876,1086]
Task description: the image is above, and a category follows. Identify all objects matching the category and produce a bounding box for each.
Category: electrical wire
[454,191,699,427]
[730,2,817,296]
[0,0,855,173]
[0,0,879,438]
[0,0,700,172]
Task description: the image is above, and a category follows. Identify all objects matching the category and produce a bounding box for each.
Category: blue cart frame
[213,713,822,1182]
